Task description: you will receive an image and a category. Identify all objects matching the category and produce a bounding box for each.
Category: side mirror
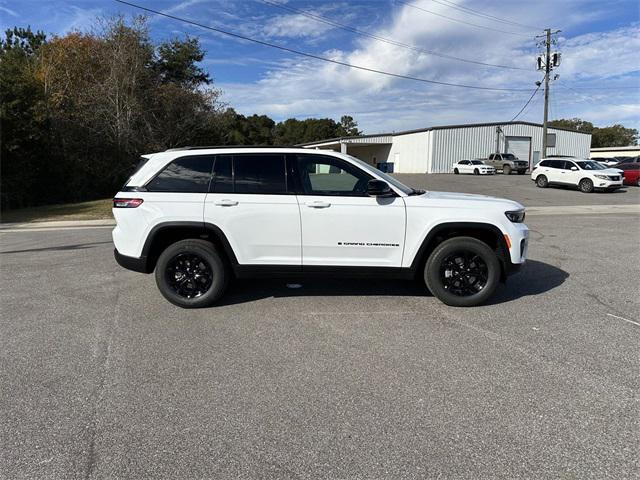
[571,166,578,171]
[367,179,393,197]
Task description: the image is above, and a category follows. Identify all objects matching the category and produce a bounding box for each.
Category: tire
[155,239,228,308]
[536,175,548,188]
[473,168,479,175]
[424,237,501,307]
[454,168,459,174]
[579,178,594,193]
[636,178,640,187]
[503,165,512,175]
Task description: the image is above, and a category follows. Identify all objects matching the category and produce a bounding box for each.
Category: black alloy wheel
[155,239,228,308]
[439,251,489,297]
[424,236,501,307]
[166,253,213,299]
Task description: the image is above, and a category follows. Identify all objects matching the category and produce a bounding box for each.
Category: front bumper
[594,179,623,190]
[114,249,149,273]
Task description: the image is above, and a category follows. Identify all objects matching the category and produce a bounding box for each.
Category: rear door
[293,153,406,267]
[544,160,563,183]
[203,154,301,266]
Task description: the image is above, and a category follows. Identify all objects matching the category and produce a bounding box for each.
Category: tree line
[549,118,638,148]
[0,17,361,210]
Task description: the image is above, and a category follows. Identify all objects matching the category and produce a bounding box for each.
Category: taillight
[113,198,144,208]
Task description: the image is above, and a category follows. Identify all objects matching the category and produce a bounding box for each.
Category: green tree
[0,27,52,210]
[548,118,594,133]
[337,115,362,137]
[153,36,211,87]
[591,125,638,148]
[549,117,638,147]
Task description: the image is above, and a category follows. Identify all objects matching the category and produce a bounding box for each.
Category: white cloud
[262,12,333,38]
[219,0,639,133]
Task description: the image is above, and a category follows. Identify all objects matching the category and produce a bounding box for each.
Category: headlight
[594,174,608,180]
[505,210,525,223]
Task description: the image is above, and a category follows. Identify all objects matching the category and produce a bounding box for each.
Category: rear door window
[233,154,287,194]
[146,156,214,192]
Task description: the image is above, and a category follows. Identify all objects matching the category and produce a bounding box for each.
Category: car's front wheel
[503,165,512,175]
[473,168,479,175]
[579,178,594,193]
[424,237,501,307]
[454,168,459,174]
[536,175,548,188]
[155,239,228,308]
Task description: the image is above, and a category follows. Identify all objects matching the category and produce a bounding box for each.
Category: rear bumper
[114,249,149,273]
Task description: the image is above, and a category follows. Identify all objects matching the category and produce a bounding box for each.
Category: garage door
[506,136,531,166]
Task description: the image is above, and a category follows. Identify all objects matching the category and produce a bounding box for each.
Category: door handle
[306,201,331,208]
[214,199,238,207]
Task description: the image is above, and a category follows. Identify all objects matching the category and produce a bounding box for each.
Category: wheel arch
[409,222,510,281]
[141,221,238,273]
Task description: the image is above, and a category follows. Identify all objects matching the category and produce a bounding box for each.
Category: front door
[293,153,406,267]
[204,154,301,266]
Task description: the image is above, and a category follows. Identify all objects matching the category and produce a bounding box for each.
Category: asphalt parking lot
[1,176,639,479]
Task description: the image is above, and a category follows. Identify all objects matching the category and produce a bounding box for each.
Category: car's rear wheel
[155,239,228,308]
[503,165,512,175]
[579,178,594,193]
[474,168,479,175]
[536,175,548,188]
[454,168,459,174]
[424,237,501,307]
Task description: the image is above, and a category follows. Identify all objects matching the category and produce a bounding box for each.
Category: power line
[396,1,534,37]
[428,0,542,32]
[114,0,534,92]
[260,0,530,71]
[510,83,542,121]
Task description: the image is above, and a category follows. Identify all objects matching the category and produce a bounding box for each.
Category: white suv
[531,158,624,192]
[113,147,528,308]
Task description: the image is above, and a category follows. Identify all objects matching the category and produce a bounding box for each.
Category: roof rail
[165,145,300,151]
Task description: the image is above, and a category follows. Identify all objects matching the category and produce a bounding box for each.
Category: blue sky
[2,0,639,134]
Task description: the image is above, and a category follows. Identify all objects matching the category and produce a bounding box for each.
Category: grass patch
[1,198,113,223]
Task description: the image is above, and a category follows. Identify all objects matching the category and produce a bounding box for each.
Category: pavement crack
[84,274,123,480]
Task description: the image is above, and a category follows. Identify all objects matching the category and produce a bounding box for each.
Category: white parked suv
[531,158,624,192]
[113,147,528,308]
[452,160,495,175]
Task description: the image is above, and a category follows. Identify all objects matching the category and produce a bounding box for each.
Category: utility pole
[537,29,561,158]
[542,28,551,158]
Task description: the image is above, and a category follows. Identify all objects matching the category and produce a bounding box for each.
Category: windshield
[503,154,516,160]
[576,161,606,170]
[346,155,415,195]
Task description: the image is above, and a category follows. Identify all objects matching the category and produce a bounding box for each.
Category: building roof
[297,120,591,147]
[590,146,640,152]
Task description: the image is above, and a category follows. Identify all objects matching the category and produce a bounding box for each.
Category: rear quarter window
[146,156,214,193]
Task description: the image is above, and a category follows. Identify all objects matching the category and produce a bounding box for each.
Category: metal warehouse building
[300,121,592,174]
